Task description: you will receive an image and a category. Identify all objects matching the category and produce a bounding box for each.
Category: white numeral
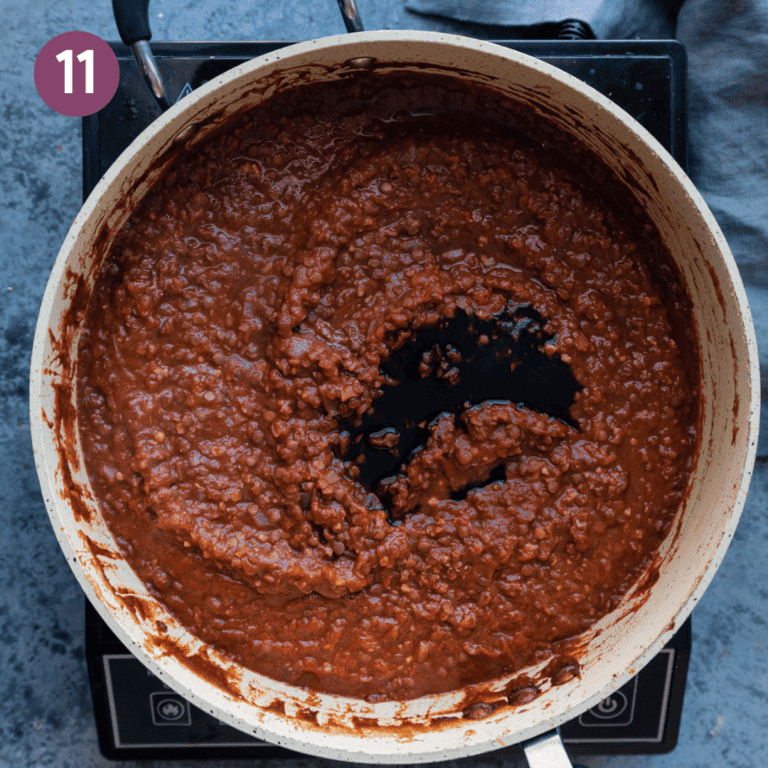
[56,49,73,94]
[77,49,94,94]
[56,48,95,95]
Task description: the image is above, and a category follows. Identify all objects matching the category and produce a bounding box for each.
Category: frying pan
[30,1,759,764]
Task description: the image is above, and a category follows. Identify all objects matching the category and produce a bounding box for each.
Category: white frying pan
[30,4,759,764]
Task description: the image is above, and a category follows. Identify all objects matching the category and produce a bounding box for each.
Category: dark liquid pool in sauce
[339,307,582,512]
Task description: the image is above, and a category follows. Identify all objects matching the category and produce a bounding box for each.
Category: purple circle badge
[35,31,119,117]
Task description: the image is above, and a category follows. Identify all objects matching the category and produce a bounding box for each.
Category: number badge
[35,31,119,117]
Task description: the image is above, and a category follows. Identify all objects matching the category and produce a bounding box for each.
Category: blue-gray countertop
[1,2,766,767]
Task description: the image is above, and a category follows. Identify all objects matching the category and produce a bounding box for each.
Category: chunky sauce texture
[77,73,699,701]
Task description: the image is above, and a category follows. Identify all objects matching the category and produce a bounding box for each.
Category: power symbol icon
[592,691,629,719]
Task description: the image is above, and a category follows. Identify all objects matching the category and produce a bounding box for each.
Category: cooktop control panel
[87,601,691,759]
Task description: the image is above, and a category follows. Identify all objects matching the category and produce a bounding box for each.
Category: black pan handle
[112,0,153,46]
[112,0,172,112]
[112,0,365,113]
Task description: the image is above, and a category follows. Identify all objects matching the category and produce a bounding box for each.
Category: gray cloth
[407,0,768,452]
[405,0,679,38]
[677,0,768,450]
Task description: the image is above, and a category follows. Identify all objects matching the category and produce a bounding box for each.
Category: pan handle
[113,0,152,46]
[520,728,585,768]
[112,0,364,112]
[112,0,172,112]
[336,0,365,32]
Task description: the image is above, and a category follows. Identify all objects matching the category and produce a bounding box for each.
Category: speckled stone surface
[1,2,766,767]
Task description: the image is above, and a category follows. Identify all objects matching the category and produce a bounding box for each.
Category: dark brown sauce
[75,70,701,701]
